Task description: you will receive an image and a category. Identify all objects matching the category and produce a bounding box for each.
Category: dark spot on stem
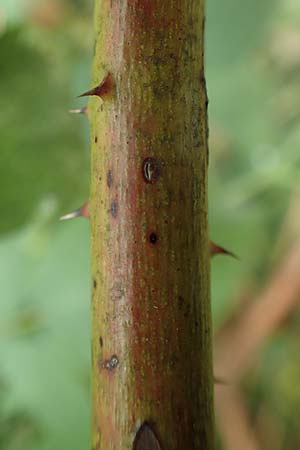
[107,170,113,188]
[110,200,118,218]
[93,279,97,289]
[170,353,178,368]
[142,158,160,184]
[178,296,184,309]
[99,337,103,348]
[94,136,98,143]
[149,232,158,245]
[103,354,119,371]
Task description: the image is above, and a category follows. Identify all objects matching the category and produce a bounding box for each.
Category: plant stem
[89,2,214,449]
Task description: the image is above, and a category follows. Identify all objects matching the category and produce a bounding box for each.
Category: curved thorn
[78,72,114,99]
[133,422,161,450]
[213,375,229,385]
[60,208,81,221]
[60,202,89,221]
[210,241,238,259]
[80,201,90,219]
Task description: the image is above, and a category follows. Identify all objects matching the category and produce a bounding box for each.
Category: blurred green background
[1,1,300,449]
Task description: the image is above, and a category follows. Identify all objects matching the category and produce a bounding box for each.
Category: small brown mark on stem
[170,352,179,368]
[110,200,118,218]
[93,279,97,289]
[149,232,158,245]
[94,136,98,143]
[178,295,184,309]
[99,336,103,348]
[107,170,113,188]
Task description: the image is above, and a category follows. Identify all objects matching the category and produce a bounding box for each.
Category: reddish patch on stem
[136,0,155,15]
[129,0,156,28]
[78,73,114,100]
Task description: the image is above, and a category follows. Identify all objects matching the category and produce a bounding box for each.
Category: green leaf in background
[206,0,280,68]
[0,0,28,25]
[0,220,90,450]
[0,28,89,234]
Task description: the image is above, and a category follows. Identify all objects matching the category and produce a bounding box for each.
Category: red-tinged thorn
[80,202,89,218]
[69,106,88,115]
[60,202,89,221]
[133,422,162,450]
[213,375,229,385]
[210,240,238,259]
[78,72,114,100]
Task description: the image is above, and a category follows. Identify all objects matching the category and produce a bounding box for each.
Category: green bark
[89,1,214,449]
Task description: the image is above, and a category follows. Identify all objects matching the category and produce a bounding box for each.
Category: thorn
[80,201,89,218]
[69,106,88,115]
[60,202,89,221]
[78,72,114,100]
[210,241,238,259]
[214,375,229,385]
[133,422,162,450]
[60,209,81,221]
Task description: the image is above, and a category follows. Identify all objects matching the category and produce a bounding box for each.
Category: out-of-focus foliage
[0,0,300,449]
[209,0,300,321]
[0,1,92,449]
[0,0,91,233]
